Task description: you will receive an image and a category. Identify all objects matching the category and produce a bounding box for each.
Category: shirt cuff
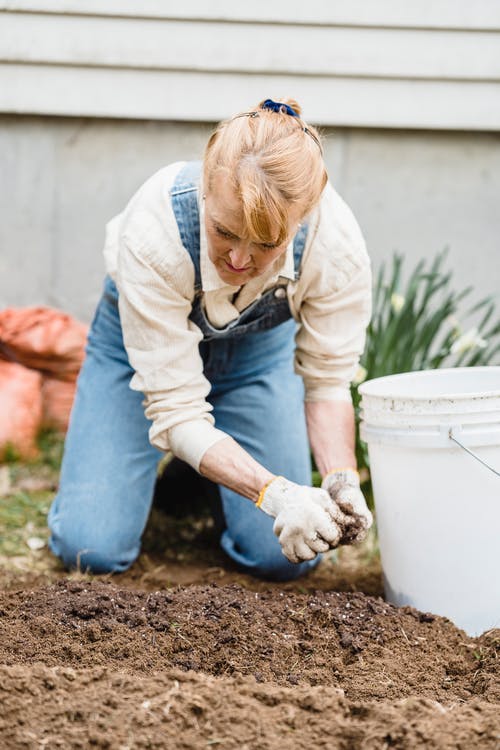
[166,419,230,471]
[304,385,352,403]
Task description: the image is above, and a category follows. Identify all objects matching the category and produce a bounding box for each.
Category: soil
[0,564,498,749]
[1,477,498,750]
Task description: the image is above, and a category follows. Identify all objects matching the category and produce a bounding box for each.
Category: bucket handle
[448,428,500,478]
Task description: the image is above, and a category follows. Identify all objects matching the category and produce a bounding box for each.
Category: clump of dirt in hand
[338,514,366,544]
[0,580,498,748]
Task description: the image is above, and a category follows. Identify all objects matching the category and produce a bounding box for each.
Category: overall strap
[292,222,308,280]
[170,161,203,290]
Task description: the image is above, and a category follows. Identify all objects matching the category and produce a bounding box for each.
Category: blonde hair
[203,98,327,245]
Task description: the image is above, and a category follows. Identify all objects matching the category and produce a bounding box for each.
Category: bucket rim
[359,366,500,401]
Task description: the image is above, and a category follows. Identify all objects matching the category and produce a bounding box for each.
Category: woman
[48,98,373,581]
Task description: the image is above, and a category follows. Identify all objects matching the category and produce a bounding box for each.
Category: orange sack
[0,306,88,381]
[0,307,88,458]
[0,360,43,460]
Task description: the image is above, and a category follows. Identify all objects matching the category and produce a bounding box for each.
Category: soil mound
[0,580,498,748]
[1,664,498,750]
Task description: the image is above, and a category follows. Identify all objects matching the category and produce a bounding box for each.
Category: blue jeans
[48,277,319,580]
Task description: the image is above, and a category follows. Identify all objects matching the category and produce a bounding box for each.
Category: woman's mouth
[225,260,251,274]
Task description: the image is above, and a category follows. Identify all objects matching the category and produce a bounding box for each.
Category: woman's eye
[260,243,278,250]
[216,226,234,239]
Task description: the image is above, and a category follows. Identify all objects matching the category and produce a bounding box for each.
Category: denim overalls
[48,162,319,581]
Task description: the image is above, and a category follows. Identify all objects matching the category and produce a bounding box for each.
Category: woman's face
[204,172,302,286]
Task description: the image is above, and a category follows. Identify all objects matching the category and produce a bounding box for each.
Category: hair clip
[303,126,322,150]
[233,111,259,120]
[261,99,299,118]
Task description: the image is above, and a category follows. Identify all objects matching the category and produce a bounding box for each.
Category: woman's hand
[305,400,373,545]
[258,477,344,563]
[198,430,371,565]
[321,469,372,544]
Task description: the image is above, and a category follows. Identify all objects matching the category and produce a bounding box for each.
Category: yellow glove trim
[324,467,359,481]
[256,475,281,508]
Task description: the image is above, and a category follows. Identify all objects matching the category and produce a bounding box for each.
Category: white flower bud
[450,327,487,355]
[390,293,405,314]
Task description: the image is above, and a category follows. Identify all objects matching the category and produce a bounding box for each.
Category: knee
[48,514,137,574]
[50,539,135,574]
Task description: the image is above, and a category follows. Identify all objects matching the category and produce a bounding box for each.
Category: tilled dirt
[0,578,498,748]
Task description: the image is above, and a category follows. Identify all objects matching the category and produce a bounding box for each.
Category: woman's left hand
[321,469,373,545]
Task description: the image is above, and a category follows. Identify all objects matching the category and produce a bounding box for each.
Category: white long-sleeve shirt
[103,162,371,470]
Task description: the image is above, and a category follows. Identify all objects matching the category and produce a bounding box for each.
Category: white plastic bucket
[359,366,500,636]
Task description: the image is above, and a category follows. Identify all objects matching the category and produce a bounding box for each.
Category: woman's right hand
[258,476,345,563]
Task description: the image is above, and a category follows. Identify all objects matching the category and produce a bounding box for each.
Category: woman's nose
[228,245,251,269]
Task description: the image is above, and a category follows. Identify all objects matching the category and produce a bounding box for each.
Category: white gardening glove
[257,476,345,563]
[321,468,373,545]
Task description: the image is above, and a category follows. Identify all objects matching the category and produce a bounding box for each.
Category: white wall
[1,1,500,129]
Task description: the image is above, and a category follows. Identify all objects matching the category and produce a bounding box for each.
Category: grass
[0,491,52,557]
[0,429,62,559]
